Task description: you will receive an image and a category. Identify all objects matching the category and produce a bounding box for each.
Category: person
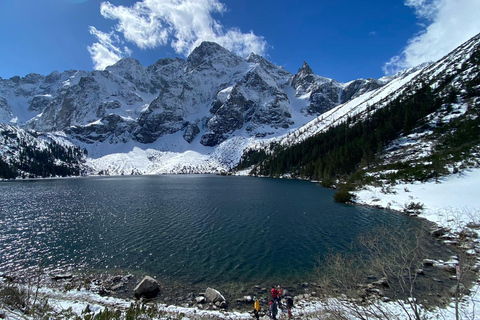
[287,296,294,319]
[270,286,278,303]
[253,296,260,320]
[277,285,283,304]
[271,300,278,320]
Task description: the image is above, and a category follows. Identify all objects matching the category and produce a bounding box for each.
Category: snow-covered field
[355,168,480,233]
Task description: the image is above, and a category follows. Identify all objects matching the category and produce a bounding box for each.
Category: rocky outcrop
[292,61,317,96]
[342,78,383,101]
[66,114,136,144]
[183,122,200,143]
[0,97,13,122]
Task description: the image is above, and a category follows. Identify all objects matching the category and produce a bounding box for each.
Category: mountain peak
[106,58,144,72]
[298,61,314,75]
[246,52,265,64]
[187,41,243,71]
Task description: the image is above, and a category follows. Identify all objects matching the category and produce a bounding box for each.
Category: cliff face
[0,42,383,152]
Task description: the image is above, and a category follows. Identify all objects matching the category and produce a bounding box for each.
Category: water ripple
[0,176,423,285]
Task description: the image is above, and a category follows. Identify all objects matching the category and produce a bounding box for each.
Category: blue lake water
[0,175,425,287]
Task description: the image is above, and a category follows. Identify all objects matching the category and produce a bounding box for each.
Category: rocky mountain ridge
[0,42,383,160]
[237,32,480,184]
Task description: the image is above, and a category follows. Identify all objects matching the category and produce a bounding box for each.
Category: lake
[0,175,430,289]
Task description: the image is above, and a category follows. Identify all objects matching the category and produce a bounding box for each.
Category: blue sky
[1,0,479,82]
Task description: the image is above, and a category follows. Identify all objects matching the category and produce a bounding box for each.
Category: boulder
[134,276,160,298]
[204,287,227,307]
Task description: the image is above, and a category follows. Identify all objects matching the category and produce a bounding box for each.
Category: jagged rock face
[342,79,383,101]
[201,60,293,146]
[291,62,385,115]
[66,114,136,144]
[292,62,317,95]
[0,97,13,122]
[308,81,342,114]
[186,41,244,72]
[0,41,385,149]
[183,122,200,143]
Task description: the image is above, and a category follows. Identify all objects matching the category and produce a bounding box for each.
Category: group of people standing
[253,285,294,320]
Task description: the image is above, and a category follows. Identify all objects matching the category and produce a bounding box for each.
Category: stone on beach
[134,276,160,298]
[204,287,227,308]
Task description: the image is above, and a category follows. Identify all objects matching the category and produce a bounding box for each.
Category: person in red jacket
[271,286,278,303]
[277,285,283,304]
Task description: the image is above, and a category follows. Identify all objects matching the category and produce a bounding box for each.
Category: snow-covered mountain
[239,31,480,183]
[0,42,386,175]
[0,123,85,178]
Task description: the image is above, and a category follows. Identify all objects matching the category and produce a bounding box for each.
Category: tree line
[0,139,85,179]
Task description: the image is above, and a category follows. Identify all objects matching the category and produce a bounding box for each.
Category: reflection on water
[0,175,425,285]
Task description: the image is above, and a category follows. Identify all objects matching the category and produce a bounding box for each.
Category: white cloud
[88,0,267,70]
[87,26,131,70]
[383,0,480,75]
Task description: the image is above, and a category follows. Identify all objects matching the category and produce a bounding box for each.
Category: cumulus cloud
[88,0,267,70]
[383,0,480,75]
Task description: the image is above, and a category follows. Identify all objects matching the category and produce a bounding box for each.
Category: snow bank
[355,167,480,232]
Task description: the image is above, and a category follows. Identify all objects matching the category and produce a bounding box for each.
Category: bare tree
[316,226,431,320]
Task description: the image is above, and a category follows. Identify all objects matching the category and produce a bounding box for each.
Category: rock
[435,263,457,274]
[372,277,389,288]
[423,259,436,266]
[204,287,226,306]
[195,296,206,304]
[214,300,228,308]
[111,283,124,291]
[51,273,73,280]
[416,269,425,275]
[431,227,450,237]
[134,276,160,298]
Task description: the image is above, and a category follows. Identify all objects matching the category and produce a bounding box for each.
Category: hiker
[270,286,278,303]
[253,297,260,320]
[287,296,294,319]
[271,300,278,320]
[277,285,283,304]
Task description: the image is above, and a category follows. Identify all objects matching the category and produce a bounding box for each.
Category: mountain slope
[0,42,385,175]
[236,32,480,186]
[0,124,86,178]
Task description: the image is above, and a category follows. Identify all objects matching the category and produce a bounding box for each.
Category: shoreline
[2,170,480,319]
